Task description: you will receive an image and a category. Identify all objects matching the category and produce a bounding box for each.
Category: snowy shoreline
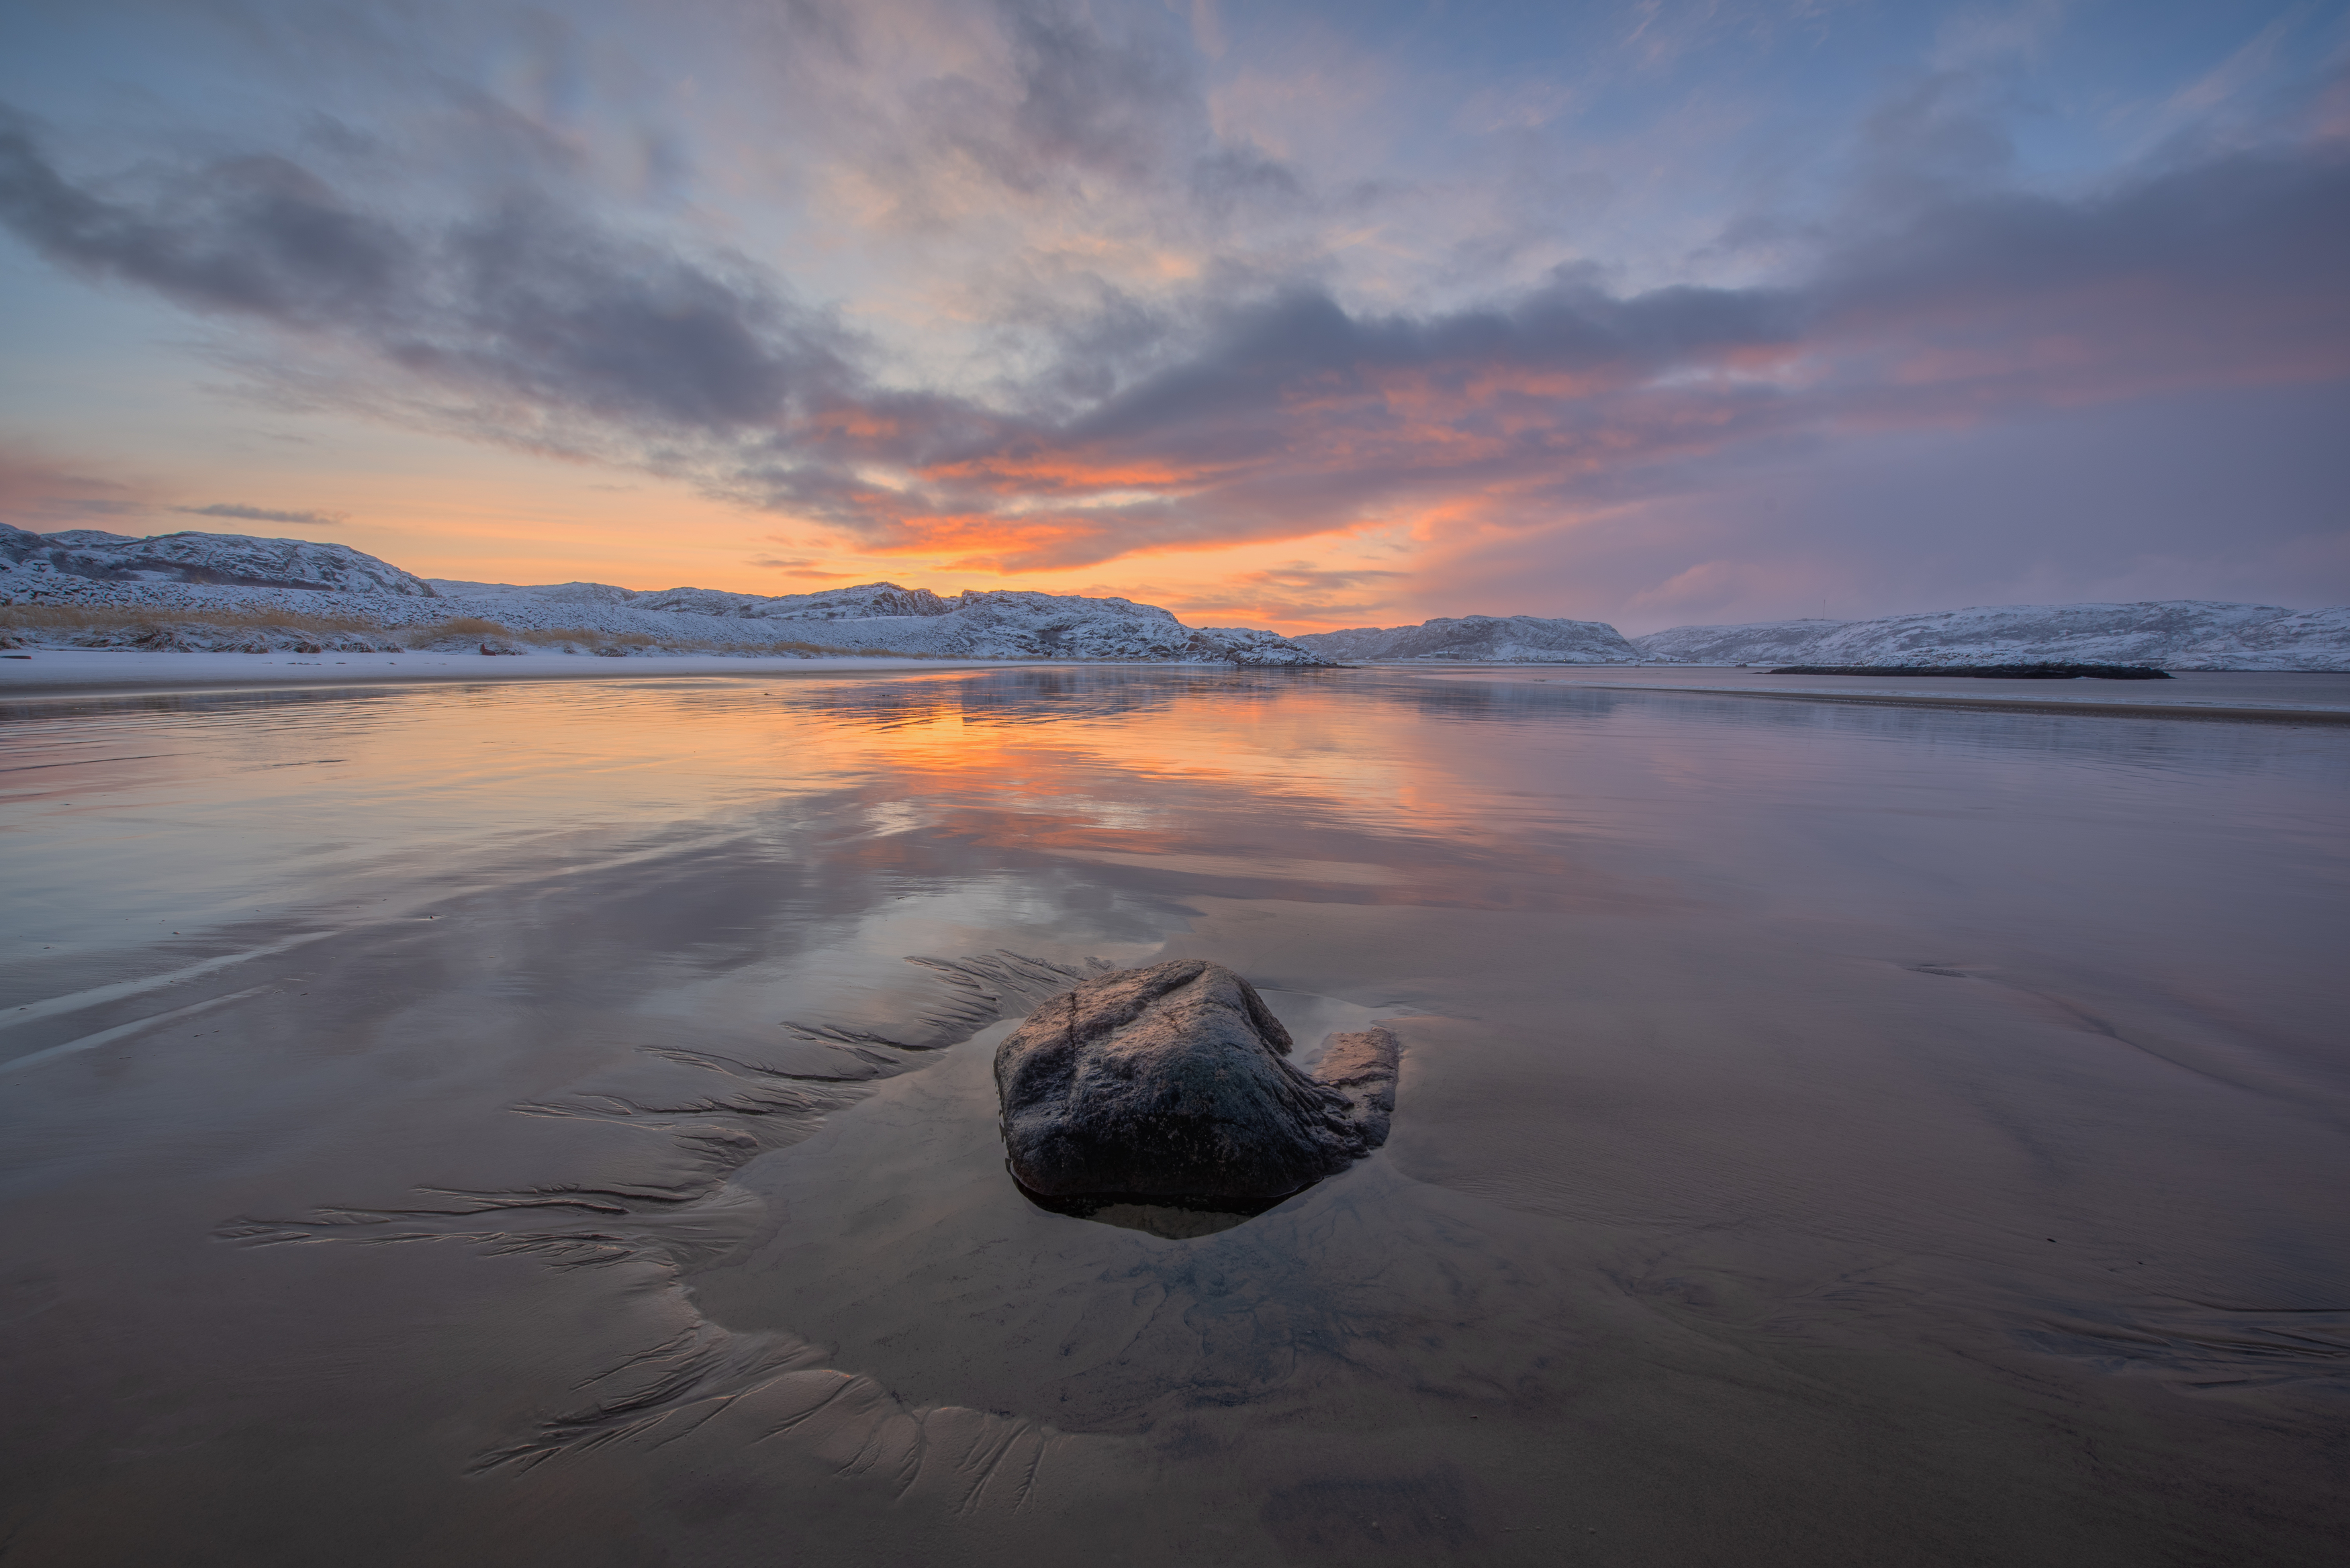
[0,648,1041,697]
[1395,665,2350,723]
[7,648,2347,722]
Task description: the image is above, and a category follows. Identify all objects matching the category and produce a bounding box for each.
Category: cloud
[1397,377,2350,632]
[1241,563,1406,593]
[749,554,856,579]
[0,104,854,436]
[4,85,2345,581]
[173,502,348,526]
[889,0,1300,213]
[1147,562,1413,625]
[0,444,152,526]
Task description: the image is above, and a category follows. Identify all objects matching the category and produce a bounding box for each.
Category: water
[4,667,2345,1566]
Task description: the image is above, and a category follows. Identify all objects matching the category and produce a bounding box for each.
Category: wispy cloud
[173,501,348,527]
[749,553,857,579]
[0,444,151,526]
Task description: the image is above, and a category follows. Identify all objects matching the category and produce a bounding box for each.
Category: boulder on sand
[993,959,1399,1205]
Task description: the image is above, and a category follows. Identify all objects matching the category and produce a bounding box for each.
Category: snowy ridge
[1,526,1331,665]
[1291,614,1638,663]
[1631,601,2350,672]
[421,579,967,620]
[2,523,438,596]
[1626,619,1847,667]
[7,526,2346,670]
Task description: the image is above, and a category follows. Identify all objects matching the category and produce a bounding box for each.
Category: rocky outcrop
[1292,614,1638,664]
[993,961,1397,1206]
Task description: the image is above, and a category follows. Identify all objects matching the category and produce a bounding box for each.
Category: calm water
[4,667,2346,1566]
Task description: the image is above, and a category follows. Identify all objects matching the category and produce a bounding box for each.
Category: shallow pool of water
[4,667,2346,1566]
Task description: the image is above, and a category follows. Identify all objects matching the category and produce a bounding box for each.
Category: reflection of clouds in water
[7,668,2346,1561]
[861,801,927,837]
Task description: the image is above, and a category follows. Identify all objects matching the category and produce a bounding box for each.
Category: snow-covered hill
[1626,619,1848,667]
[1630,601,2350,672]
[2,524,438,596]
[9,525,2345,671]
[1291,615,1638,663]
[420,578,963,620]
[1,526,1331,665]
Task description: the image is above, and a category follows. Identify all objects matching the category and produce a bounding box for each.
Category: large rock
[994,961,1398,1204]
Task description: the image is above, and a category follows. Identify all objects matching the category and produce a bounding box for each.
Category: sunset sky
[2,0,2345,633]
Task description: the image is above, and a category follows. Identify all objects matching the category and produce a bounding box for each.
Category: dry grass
[423,616,514,640]
[515,627,693,651]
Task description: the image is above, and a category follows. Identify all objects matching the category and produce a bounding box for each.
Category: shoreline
[0,648,1059,699]
[1561,682,2350,724]
[1392,665,2350,724]
[4,650,2349,723]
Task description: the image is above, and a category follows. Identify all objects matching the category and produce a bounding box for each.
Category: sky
[1,0,2345,634]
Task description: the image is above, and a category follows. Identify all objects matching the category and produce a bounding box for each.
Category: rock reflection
[1010,1173,1274,1238]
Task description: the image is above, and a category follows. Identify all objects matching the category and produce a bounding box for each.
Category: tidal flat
[3,667,2345,1566]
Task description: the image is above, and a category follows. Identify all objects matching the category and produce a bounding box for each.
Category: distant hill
[1631,602,2350,672]
[0,526,1330,665]
[1290,614,1638,664]
[1,522,437,596]
[6,524,2345,669]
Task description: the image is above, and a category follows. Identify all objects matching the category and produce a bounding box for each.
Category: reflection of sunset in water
[12,665,2347,965]
[4,667,2347,1567]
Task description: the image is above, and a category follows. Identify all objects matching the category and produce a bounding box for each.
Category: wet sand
[3,667,2345,1565]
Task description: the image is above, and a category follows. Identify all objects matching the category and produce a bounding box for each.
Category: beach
[4,665,2345,1565]
[7,649,2348,722]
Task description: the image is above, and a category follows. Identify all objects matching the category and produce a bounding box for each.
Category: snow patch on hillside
[1631,601,2350,672]
[3,524,438,596]
[1292,614,1638,663]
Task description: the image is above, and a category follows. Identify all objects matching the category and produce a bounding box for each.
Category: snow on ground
[2,528,1333,665]
[1290,615,1638,663]
[1625,619,1850,667]
[2,523,437,596]
[1631,601,2350,671]
[8,525,2349,671]
[0,648,1025,693]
